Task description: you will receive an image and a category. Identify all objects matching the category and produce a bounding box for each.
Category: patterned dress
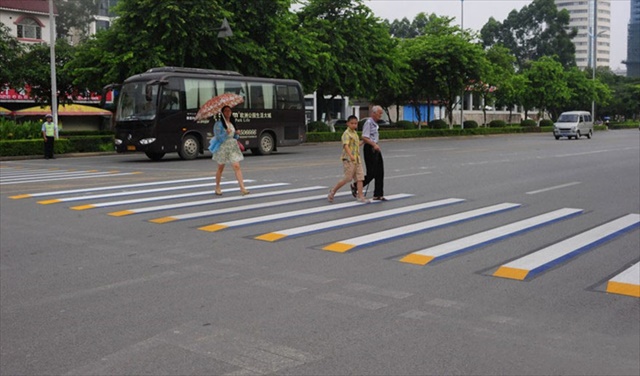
[212,119,244,164]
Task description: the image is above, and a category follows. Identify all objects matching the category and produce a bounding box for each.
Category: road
[1,131,639,375]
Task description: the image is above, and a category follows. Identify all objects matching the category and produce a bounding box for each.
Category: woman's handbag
[237,140,245,152]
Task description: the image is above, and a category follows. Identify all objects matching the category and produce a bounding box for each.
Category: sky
[363,0,631,71]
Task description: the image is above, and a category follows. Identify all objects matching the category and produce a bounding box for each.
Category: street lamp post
[460,0,464,129]
[589,1,607,126]
[591,0,597,124]
[48,0,57,136]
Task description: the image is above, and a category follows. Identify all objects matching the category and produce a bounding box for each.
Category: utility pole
[460,0,464,129]
[49,0,58,137]
[591,0,597,123]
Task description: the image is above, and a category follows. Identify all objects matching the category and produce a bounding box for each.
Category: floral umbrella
[194,92,244,121]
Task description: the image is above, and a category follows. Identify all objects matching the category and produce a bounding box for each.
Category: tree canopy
[480,0,576,69]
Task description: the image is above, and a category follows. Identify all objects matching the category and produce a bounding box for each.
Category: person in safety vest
[41,114,57,159]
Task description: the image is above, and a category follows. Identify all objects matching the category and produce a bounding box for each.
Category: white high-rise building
[556,0,611,69]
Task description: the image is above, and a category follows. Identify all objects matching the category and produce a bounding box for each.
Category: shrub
[489,120,507,128]
[539,119,554,127]
[307,121,330,132]
[463,120,478,129]
[396,120,416,130]
[0,119,42,140]
[520,119,537,127]
[428,119,449,129]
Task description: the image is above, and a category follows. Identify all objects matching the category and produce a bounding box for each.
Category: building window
[16,17,42,40]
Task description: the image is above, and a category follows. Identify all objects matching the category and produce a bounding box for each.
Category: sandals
[373,196,387,201]
[327,189,336,203]
[357,196,370,204]
[241,189,251,196]
[215,188,222,196]
[350,183,357,198]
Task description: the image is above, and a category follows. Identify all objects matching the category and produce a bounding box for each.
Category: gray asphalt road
[1,130,639,375]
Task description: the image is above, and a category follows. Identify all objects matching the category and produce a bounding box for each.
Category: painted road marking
[108,186,325,216]
[606,262,640,298]
[255,198,465,242]
[9,177,222,199]
[322,202,521,253]
[526,182,581,195]
[69,183,287,210]
[38,180,241,204]
[1,169,99,181]
[494,214,640,280]
[400,208,583,265]
[0,171,141,185]
[198,194,414,232]
[151,191,351,224]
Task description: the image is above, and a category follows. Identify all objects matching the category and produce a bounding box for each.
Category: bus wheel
[179,135,200,160]
[256,133,274,155]
[145,151,165,161]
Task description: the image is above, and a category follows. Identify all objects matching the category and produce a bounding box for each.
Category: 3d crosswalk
[3,166,638,299]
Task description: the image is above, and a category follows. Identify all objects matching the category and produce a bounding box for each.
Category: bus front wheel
[179,135,200,160]
[145,151,165,161]
[254,133,274,155]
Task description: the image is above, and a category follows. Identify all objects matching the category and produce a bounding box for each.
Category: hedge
[0,135,114,157]
[305,126,568,142]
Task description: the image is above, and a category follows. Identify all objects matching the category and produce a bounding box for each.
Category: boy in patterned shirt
[328,115,369,203]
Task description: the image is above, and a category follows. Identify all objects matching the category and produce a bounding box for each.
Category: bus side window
[276,85,287,109]
[161,90,180,111]
[217,80,247,109]
[249,84,264,109]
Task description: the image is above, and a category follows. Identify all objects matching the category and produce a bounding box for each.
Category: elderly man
[352,105,386,200]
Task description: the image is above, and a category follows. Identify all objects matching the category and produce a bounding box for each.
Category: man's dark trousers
[362,143,384,197]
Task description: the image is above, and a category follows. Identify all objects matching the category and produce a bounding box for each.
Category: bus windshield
[116,82,159,121]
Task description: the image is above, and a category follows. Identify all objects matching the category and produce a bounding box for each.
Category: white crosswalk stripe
[69,183,287,211]
[255,198,465,242]
[322,203,521,253]
[198,194,413,232]
[493,214,640,280]
[400,208,584,265]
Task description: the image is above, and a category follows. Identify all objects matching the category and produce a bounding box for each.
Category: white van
[553,111,593,140]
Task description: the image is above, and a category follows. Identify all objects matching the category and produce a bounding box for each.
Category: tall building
[555,0,611,69]
[627,0,640,77]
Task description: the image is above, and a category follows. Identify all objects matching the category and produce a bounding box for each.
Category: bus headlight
[114,139,122,145]
[139,138,156,145]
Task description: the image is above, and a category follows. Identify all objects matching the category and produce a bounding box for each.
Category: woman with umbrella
[209,105,250,196]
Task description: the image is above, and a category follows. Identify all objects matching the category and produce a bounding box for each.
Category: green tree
[12,40,76,105]
[385,12,455,39]
[595,69,640,121]
[215,0,319,81]
[475,44,516,125]
[494,73,529,124]
[297,0,397,121]
[404,31,488,127]
[553,67,611,119]
[480,0,576,69]
[521,56,570,121]
[0,23,24,85]
[67,0,230,88]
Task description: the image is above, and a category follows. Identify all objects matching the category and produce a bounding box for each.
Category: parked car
[553,111,593,140]
[327,119,347,132]
[358,117,390,130]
